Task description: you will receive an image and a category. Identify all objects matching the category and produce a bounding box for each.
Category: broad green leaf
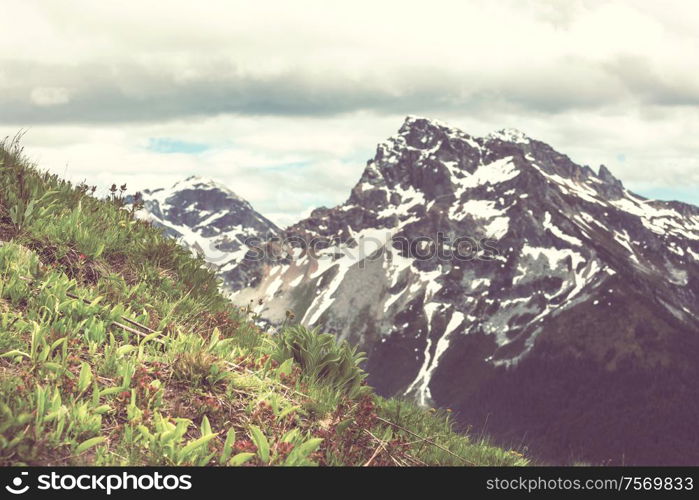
[228,452,255,466]
[89,295,104,307]
[76,436,107,454]
[99,387,123,397]
[49,337,67,354]
[208,327,221,351]
[277,405,299,420]
[0,349,30,359]
[140,331,161,345]
[276,358,294,377]
[78,362,93,392]
[293,437,323,457]
[92,243,105,259]
[248,425,270,463]
[44,406,67,423]
[93,405,111,415]
[91,380,100,406]
[220,428,236,464]
[335,418,353,435]
[200,415,212,436]
[285,438,323,465]
[180,433,217,461]
[16,413,32,426]
[43,362,70,376]
[281,428,300,443]
[116,345,137,357]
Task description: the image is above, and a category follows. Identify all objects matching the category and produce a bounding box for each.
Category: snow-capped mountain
[136,176,280,289]
[228,116,699,465]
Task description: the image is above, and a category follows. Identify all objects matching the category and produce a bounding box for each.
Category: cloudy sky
[2,0,698,226]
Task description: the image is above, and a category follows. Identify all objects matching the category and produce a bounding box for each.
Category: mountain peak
[401,115,452,130]
[598,164,621,185]
[400,117,533,146]
[136,176,279,287]
[398,115,476,142]
[172,176,242,200]
[360,116,598,209]
[486,128,530,144]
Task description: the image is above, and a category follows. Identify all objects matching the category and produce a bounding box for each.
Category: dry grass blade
[363,429,388,466]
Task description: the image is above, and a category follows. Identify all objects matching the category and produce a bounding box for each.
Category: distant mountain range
[137,117,699,465]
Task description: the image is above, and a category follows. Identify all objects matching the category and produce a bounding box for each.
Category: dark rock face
[136,176,280,290]
[228,116,699,465]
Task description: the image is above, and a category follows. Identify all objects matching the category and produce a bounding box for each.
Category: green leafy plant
[271,325,368,398]
[136,413,217,465]
[246,425,323,466]
[172,351,227,388]
[9,191,58,231]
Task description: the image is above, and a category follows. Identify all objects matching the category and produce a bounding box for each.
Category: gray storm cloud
[0,57,693,124]
[1,0,698,223]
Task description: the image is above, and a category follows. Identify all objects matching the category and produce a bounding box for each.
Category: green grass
[0,137,528,466]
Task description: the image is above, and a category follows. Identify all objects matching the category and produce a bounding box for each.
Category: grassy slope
[0,139,527,466]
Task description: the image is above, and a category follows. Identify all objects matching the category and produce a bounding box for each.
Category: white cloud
[1,0,698,223]
[30,87,71,107]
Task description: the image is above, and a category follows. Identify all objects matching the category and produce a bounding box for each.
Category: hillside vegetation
[0,137,527,466]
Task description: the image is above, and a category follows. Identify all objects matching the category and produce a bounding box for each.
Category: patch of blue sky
[147,138,210,154]
[636,186,699,206]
